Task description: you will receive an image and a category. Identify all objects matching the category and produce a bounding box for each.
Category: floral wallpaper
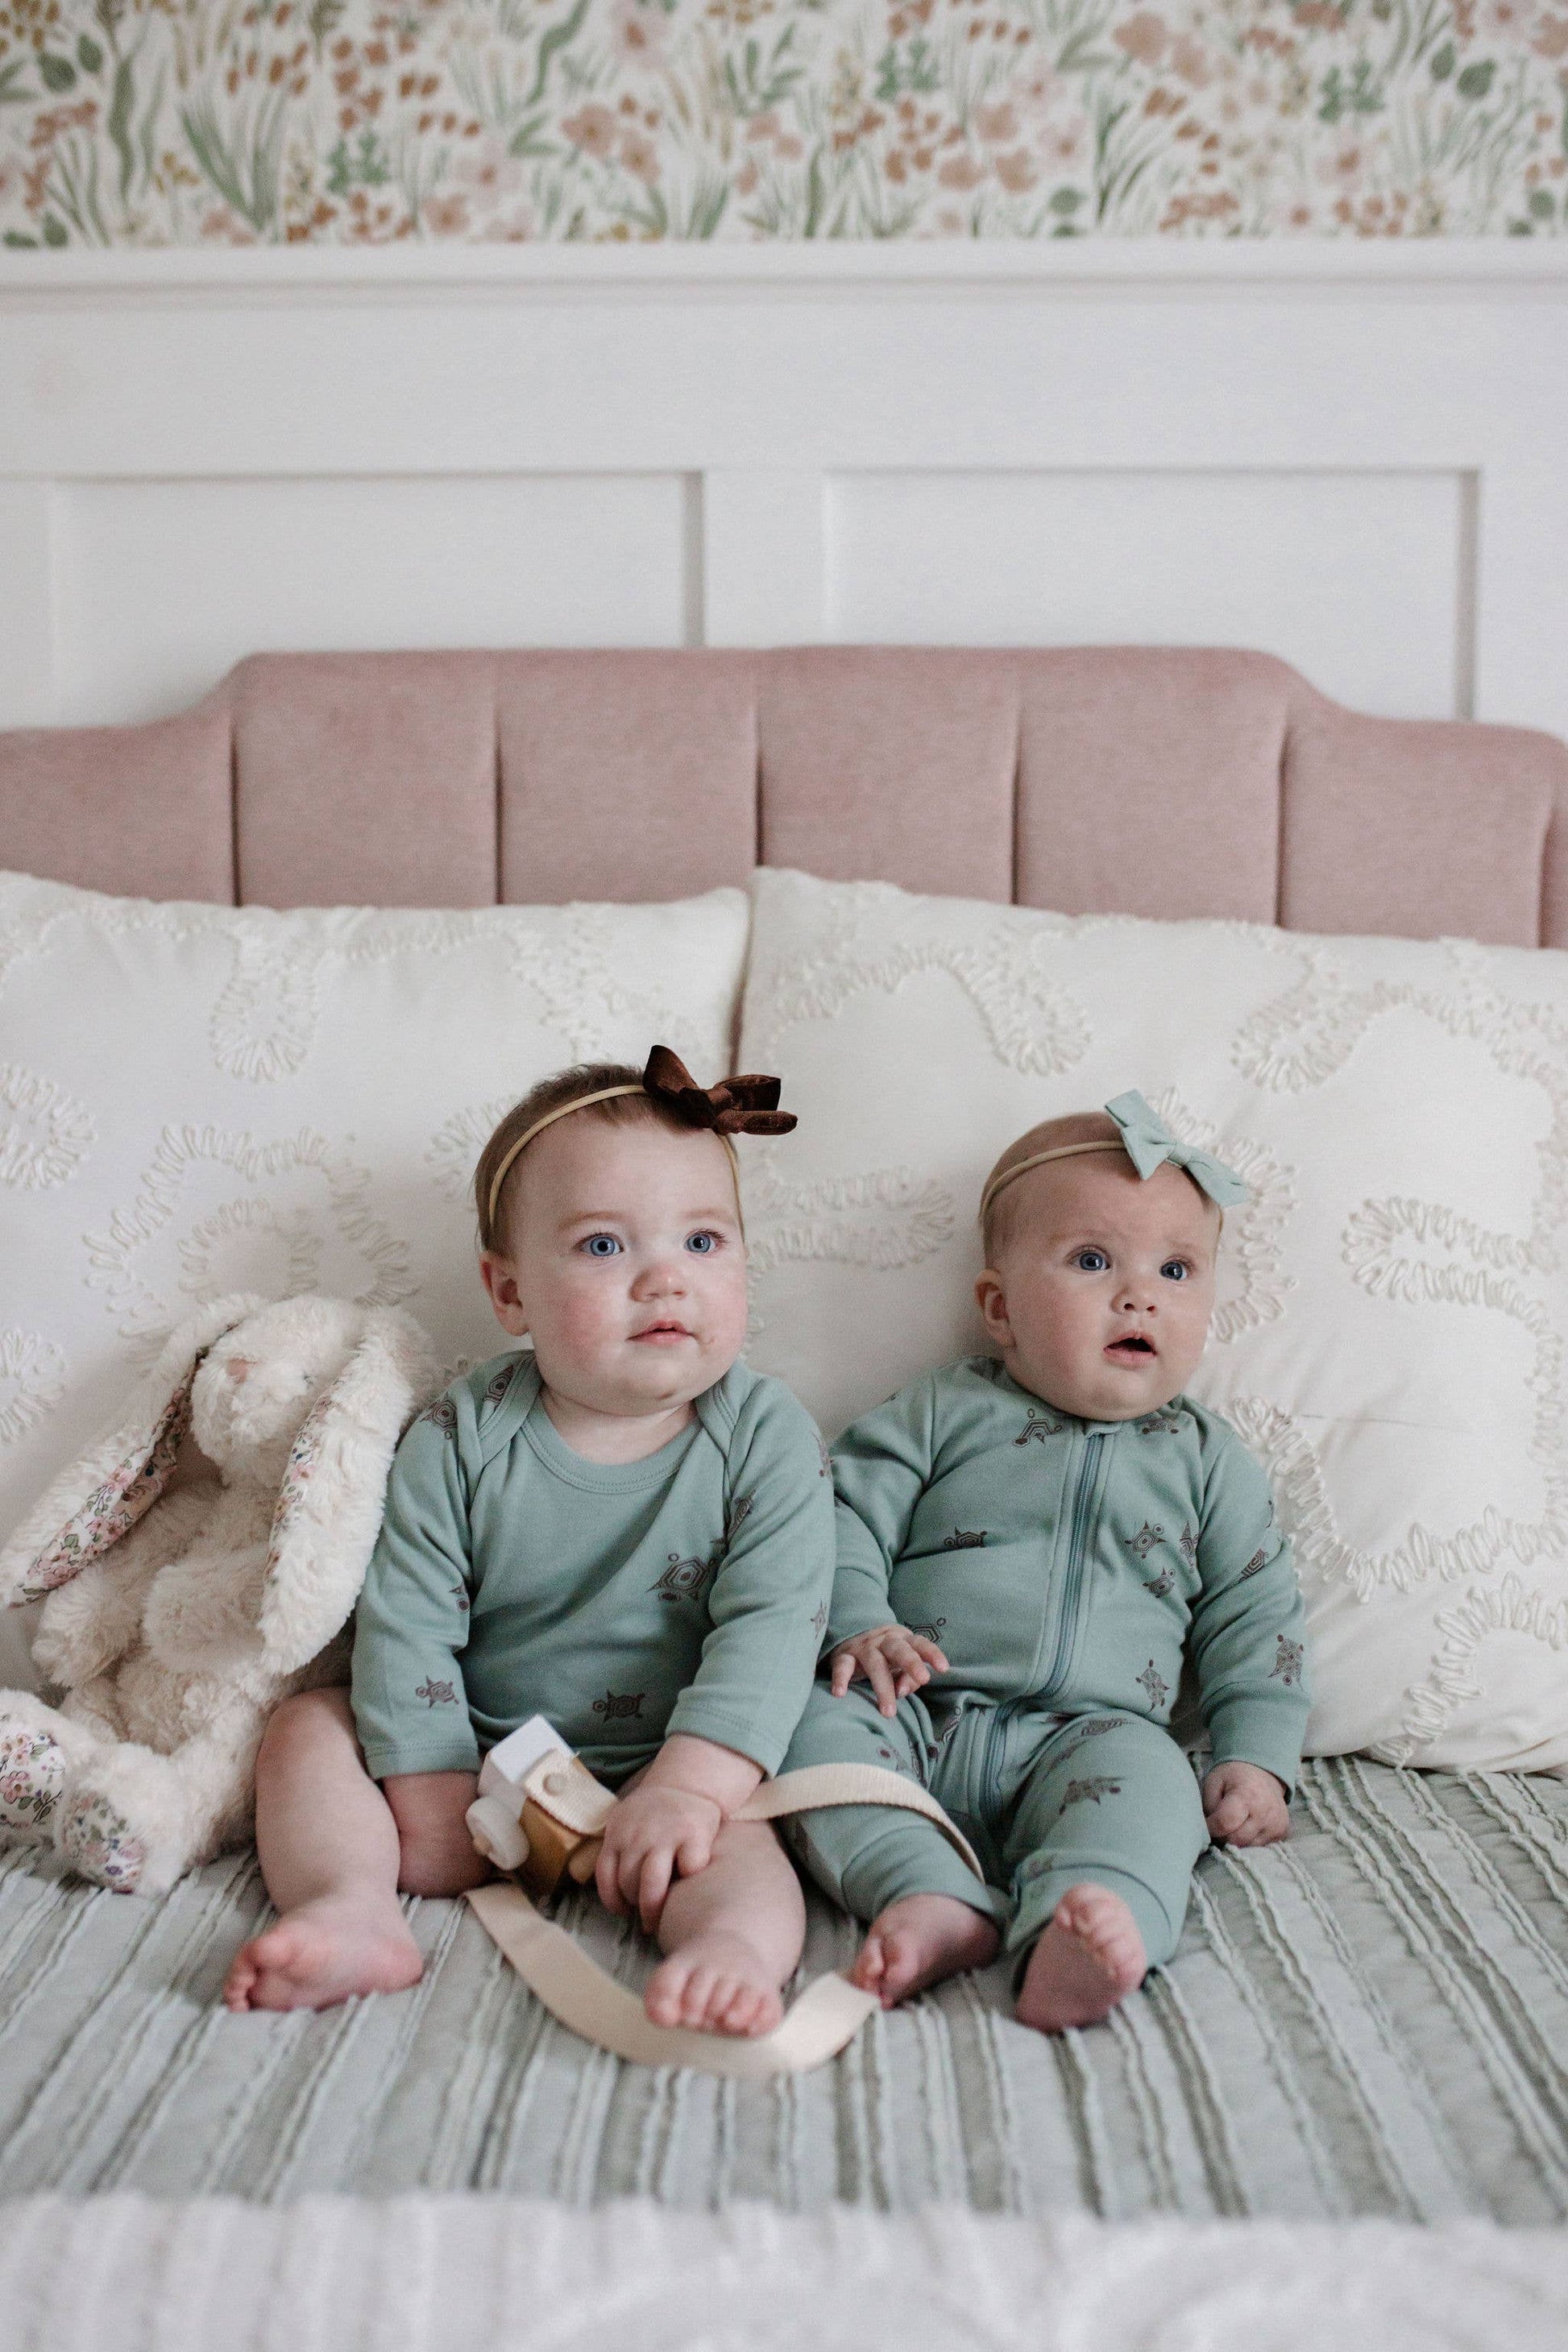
[1,0,1565,244]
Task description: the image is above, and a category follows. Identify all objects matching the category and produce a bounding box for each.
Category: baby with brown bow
[225,1049,836,2035]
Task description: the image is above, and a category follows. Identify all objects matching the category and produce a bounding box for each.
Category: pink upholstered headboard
[4,648,1566,947]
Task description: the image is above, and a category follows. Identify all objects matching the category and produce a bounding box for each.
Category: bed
[3,645,1568,2346]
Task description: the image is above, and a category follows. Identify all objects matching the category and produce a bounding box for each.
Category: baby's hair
[980,1110,1122,1264]
[979,1108,1222,1264]
[474,1064,692,1255]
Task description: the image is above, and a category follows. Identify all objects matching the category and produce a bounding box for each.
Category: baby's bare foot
[1014,1884,1146,2033]
[645,1931,785,2037]
[851,1894,1000,2007]
[222,1895,422,2013]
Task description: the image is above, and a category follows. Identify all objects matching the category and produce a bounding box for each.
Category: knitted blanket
[2,1758,1567,2217]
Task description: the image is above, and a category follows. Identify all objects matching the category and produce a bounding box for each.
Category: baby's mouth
[631,1320,695,1344]
[1105,1333,1157,1363]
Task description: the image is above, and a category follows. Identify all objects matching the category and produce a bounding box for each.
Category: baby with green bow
[778,1092,1309,2034]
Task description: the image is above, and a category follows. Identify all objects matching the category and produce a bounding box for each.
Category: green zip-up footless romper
[351,1351,836,1786]
[782,1357,1309,1968]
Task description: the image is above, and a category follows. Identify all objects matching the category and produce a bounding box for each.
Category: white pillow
[737,868,1568,1775]
[0,872,750,1694]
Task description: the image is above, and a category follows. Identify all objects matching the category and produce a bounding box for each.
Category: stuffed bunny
[0,1293,436,1896]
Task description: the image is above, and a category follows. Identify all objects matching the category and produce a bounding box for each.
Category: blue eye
[685,1230,719,1255]
[581,1234,621,1259]
[1161,1259,1188,1282]
[1074,1249,1110,1274]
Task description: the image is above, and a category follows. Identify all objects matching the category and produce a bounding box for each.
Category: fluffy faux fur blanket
[1,2196,1564,2352]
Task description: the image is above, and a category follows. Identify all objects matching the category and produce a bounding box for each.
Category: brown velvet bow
[643,1045,798,1136]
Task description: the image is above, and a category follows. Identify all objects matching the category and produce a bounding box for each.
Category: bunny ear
[0,1294,265,1608]
[257,1306,438,1676]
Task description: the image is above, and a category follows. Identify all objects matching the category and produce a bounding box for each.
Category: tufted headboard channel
[3,647,1566,947]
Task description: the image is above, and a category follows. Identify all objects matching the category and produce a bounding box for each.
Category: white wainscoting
[51,472,699,726]
[1,244,1565,743]
[824,468,1473,719]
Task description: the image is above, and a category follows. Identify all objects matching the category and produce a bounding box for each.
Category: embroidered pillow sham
[0,872,750,1694]
[736,866,1568,1776]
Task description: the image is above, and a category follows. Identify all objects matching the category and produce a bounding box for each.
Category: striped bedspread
[1,1758,1566,2220]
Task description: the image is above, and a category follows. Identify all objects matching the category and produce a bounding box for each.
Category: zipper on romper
[980,1430,1105,1819]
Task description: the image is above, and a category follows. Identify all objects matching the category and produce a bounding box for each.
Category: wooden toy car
[466,1715,615,1902]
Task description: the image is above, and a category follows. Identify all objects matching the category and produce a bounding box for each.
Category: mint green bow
[1104,1092,1250,1209]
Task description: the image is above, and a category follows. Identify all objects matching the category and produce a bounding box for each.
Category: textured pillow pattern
[737,868,1568,1775]
[0,873,749,1692]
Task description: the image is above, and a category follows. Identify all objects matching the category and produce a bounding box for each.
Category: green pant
[782,1684,1208,1968]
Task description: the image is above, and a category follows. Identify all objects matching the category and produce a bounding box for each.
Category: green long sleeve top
[351,1351,836,1784]
[829,1356,1309,1793]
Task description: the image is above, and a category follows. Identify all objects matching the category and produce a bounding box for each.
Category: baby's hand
[595,1780,723,1933]
[1202,1761,1291,1847]
[829,1624,950,1718]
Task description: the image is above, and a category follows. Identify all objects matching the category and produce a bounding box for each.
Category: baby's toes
[679,1967,725,2030]
[749,1985,784,2035]
[707,1976,755,2034]
[1052,1889,1096,1938]
[850,1934,888,1994]
[646,1956,730,2031]
[222,1949,259,2011]
[872,1931,923,2004]
[644,1961,695,2027]
[720,1978,781,2038]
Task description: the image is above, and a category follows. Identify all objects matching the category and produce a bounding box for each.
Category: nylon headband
[977,1139,1126,1226]
[485,1085,646,1229]
[485,1085,744,1234]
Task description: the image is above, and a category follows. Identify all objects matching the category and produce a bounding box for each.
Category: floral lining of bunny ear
[0,1292,265,1612]
[17,1375,200,1603]
[260,1379,338,1599]
[257,1306,438,1678]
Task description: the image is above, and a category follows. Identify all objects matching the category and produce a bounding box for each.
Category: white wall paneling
[1,244,1565,741]
[702,471,825,648]
[826,469,1473,720]
[0,479,56,728]
[52,473,697,728]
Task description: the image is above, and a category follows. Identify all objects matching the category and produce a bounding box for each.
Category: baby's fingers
[1205,1792,1251,1843]
[595,1838,631,1915]
[637,1848,675,1935]
[885,1641,931,1696]
[830,1648,861,1698]
[909,1636,949,1675]
[864,1646,900,1718]
[674,1826,716,1881]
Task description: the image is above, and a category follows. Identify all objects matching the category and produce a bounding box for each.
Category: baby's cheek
[1006,1270,1072,1347]
[704,1263,752,1350]
[1027,1286,1095,1367]
[1169,1295,1214,1371]
[551,1286,624,1361]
